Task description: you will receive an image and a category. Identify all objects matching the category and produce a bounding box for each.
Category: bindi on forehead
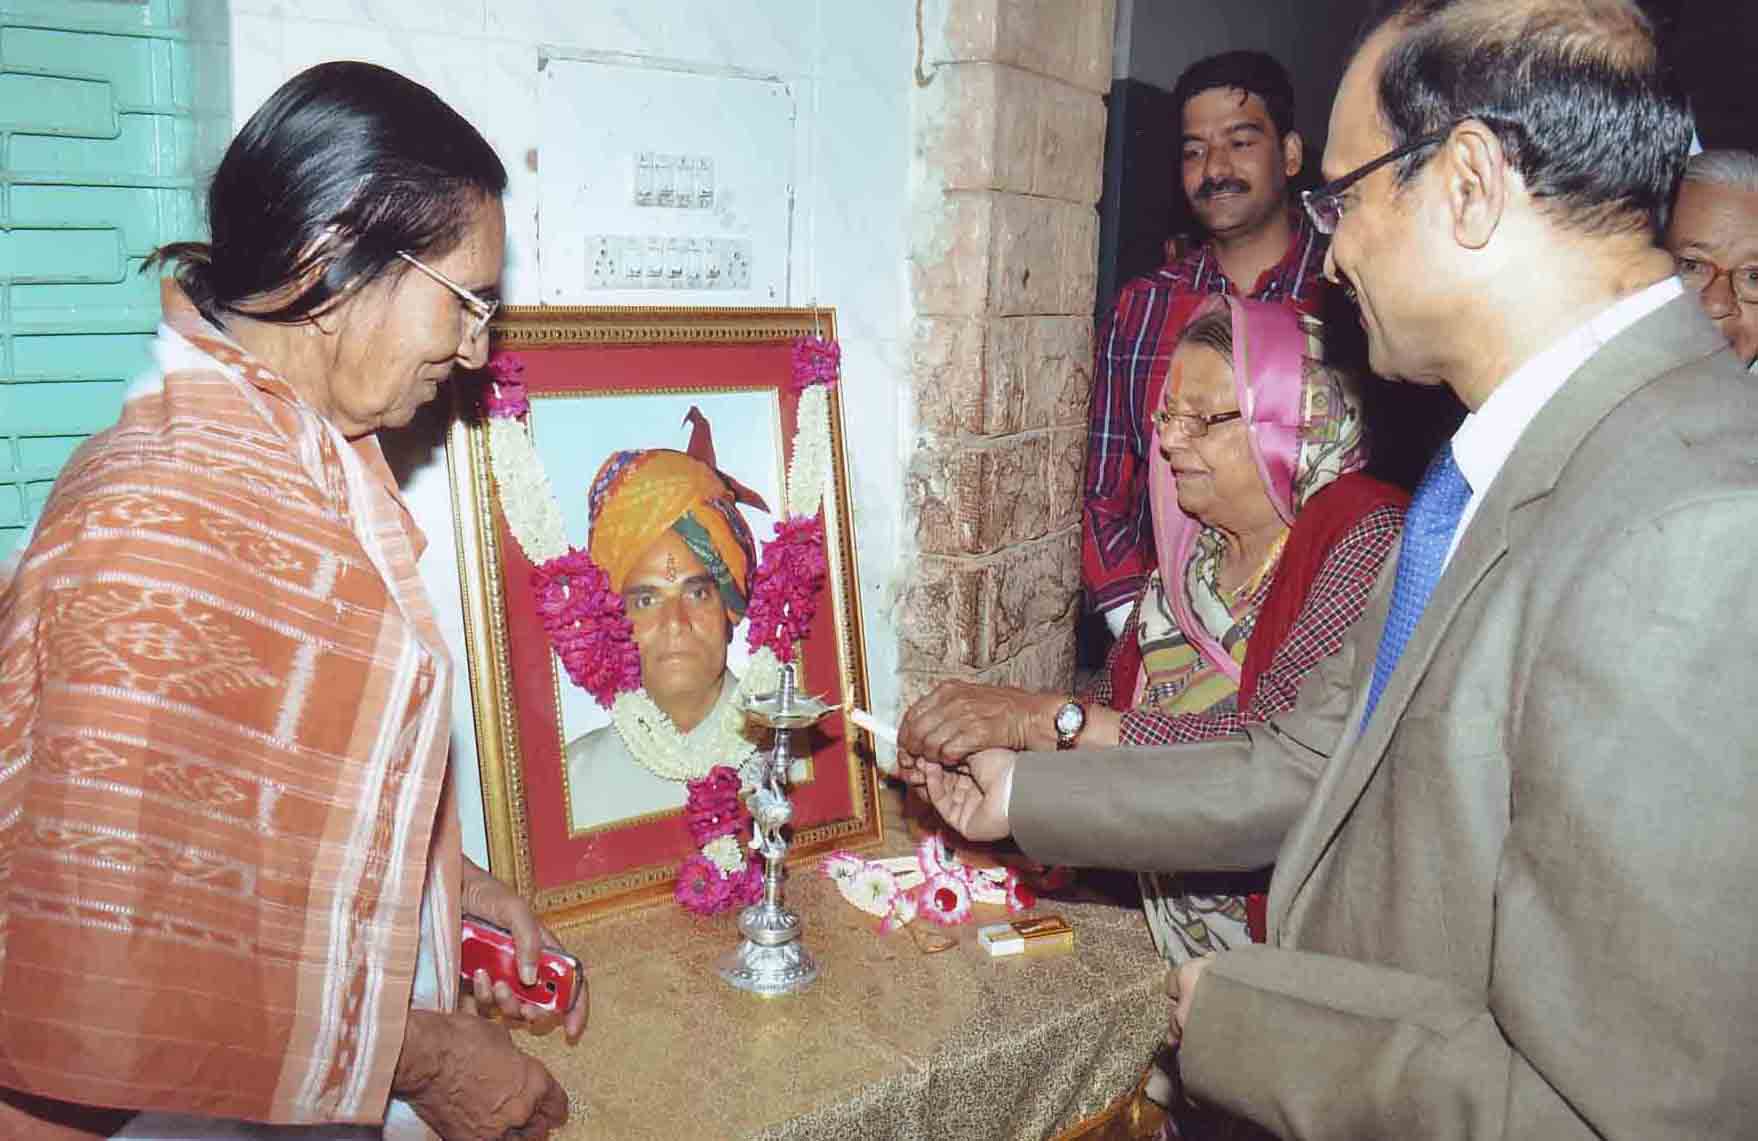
[1166,348,1235,411]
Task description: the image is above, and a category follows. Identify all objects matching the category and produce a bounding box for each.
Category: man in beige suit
[902,1,1758,1136]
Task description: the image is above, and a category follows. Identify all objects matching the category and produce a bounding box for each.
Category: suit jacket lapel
[1270,296,1729,937]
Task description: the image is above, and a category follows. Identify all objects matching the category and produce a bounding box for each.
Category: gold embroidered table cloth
[522,855,1167,1140]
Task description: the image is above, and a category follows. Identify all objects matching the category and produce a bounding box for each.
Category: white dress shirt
[1445,276,1684,568]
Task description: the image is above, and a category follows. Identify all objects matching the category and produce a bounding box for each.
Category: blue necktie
[1361,444,1472,730]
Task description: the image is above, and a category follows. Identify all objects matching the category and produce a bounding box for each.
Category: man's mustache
[1196,178,1252,200]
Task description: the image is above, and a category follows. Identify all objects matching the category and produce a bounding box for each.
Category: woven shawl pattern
[0,286,459,1127]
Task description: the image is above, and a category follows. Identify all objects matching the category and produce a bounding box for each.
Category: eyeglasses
[1675,255,1758,304]
[1152,407,1244,438]
[396,251,499,340]
[1301,130,1450,236]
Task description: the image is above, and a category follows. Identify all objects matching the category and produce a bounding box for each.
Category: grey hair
[1683,150,1758,194]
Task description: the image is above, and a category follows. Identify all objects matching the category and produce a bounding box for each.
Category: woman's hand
[897,681,1060,764]
[396,1008,569,1140]
[1166,953,1215,1046]
[461,858,589,1042]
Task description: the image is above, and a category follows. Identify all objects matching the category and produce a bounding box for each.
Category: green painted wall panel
[0,227,126,283]
[3,0,174,27]
[2,28,176,106]
[12,184,190,253]
[15,434,84,470]
[1,1,219,558]
[11,332,154,378]
[9,115,191,178]
[0,379,130,433]
[13,276,163,334]
[0,72,118,136]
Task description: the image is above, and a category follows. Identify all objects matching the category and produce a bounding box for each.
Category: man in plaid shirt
[1085,50,1331,633]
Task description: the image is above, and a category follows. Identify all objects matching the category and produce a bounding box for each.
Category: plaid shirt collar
[1162,208,1326,303]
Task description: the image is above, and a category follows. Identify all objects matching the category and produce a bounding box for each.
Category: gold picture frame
[447,305,880,928]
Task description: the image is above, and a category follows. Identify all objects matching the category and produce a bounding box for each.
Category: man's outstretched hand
[897,746,1018,841]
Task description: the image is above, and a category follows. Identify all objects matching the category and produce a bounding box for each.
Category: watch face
[1054,702,1084,736]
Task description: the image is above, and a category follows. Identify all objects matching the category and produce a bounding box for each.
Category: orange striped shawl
[0,283,460,1128]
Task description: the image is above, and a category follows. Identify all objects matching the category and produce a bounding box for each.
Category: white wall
[227,0,915,865]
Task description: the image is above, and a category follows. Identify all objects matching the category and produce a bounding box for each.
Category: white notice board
[537,58,796,306]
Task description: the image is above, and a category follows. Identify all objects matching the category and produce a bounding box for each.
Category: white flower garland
[604,648,777,785]
[785,384,832,517]
[487,417,568,563]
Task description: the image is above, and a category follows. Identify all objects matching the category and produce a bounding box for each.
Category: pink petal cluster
[675,767,764,916]
[728,858,765,907]
[788,334,840,394]
[684,766,747,847]
[531,549,640,709]
[744,514,828,663]
[674,853,763,917]
[674,853,732,915]
[484,353,530,419]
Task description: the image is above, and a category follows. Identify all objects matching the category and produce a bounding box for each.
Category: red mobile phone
[460,915,583,1016]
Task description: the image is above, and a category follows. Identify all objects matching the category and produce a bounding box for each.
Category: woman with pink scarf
[899,294,1407,960]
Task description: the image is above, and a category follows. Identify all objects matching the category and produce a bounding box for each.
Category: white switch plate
[539,59,793,305]
[585,234,753,291]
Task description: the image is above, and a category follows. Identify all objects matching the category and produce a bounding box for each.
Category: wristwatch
[1052,700,1087,750]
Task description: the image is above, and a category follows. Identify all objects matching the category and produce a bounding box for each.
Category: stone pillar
[900,0,1114,706]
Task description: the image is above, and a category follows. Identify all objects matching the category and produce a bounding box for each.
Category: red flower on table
[919,873,972,926]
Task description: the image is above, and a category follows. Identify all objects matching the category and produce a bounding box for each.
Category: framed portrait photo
[448,306,881,927]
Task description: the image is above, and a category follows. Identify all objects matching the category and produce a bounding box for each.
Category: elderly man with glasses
[903,1,1758,1136]
[1666,149,1758,370]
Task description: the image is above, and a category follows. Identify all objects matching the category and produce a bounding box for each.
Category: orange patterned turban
[586,408,767,621]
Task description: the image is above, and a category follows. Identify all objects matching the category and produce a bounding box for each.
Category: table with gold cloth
[524,840,1170,1139]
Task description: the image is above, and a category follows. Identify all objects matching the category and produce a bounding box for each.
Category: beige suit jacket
[1012,296,1758,1139]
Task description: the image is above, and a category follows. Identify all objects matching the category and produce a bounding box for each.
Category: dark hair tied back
[146,61,507,326]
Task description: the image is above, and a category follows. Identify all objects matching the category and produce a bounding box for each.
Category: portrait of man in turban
[566,408,770,830]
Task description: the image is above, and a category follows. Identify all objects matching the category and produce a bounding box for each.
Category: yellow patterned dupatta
[1135,295,1363,964]
[1133,528,1285,719]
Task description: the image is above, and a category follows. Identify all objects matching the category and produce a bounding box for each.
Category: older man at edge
[1667,148,1758,370]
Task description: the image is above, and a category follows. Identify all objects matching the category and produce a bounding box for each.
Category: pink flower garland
[675,765,764,915]
[745,514,828,663]
[789,334,840,394]
[484,353,530,418]
[530,550,641,710]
